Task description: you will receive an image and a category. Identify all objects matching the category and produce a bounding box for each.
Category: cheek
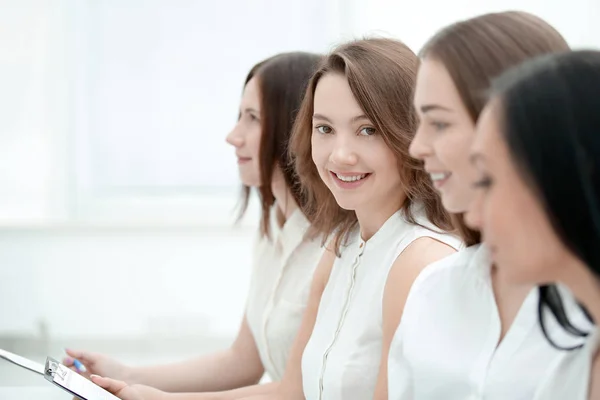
[375,144,402,183]
[487,185,558,283]
[311,135,328,166]
[439,133,475,174]
[484,191,513,241]
[248,127,262,157]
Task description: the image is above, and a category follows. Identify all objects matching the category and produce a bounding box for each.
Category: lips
[428,171,451,189]
[333,172,368,182]
[330,171,372,189]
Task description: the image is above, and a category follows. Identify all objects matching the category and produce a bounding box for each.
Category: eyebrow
[244,107,260,114]
[312,114,370,124]
[420,104,453,113]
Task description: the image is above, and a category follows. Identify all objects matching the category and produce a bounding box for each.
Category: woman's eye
[316,125,333,134]
[431,121,449,131]
[472,176,493,189]
[359,127,376,136]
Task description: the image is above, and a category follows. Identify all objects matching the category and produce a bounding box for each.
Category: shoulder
[393,245,481,299]
[405,219,464,251]
[382,237,458,314]
[590,347,600,399]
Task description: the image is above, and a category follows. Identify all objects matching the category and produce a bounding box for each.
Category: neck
[565,264,600,326]
[490,264,534,341]
[355,194,407,241]
[271,178,298,226]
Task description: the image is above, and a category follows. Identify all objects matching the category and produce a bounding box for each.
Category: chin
[239,177,260,187]
[491,253,530,284]
[331,195,359,211]
[441,194,468,214]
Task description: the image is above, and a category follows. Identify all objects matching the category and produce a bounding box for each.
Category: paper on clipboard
[0,348,45,375]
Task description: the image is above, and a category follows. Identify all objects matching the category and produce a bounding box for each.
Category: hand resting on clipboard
[0,348,120,400]
[45,357,122,400]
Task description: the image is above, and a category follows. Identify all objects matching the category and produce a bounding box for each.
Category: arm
[129,316,265,392]
[372,237,456,400]
[589,352,600,399]
[201,247,336,400]
[237,247,336,400]
[170,383,279,400]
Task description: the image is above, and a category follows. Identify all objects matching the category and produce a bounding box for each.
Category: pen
[72,359,87,373]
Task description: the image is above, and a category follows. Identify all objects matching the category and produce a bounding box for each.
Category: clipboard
[0,348,45,375]
[0,348,120,400]
[44,357,121,400]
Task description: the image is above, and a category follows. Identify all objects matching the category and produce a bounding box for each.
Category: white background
[0,0,599,389]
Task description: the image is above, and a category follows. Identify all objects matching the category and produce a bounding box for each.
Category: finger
[65,348,96,363]
[67,365,92,379]
[90,375,128,394]
[62,357,75,367]
[65,348,84,359]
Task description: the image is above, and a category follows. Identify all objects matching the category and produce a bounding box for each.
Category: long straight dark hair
[236,52,322,237]
[491,50,600,348]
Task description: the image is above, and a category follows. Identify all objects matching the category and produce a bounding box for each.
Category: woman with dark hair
[63,52,326,398]
[469,49,600,399]
[387,11,591,399]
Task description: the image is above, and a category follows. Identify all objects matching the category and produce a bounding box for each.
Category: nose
[465,189,483,230]
[409,125,433,161]
[330,135,358,166]
[226,123,244,148]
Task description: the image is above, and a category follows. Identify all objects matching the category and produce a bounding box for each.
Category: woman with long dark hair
[469,49,600,399]
[63,52,325,397]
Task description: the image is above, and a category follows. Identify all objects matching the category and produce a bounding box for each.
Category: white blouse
[245,207,324,381]
[388,244,595,400]
[301,206,462,400]
[532,316,599,399]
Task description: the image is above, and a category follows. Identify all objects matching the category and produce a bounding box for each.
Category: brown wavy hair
[236,52,322,237]
[420,11,570,245]
[290,38,453,255]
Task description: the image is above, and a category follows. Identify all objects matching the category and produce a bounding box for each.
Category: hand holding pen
[62,348,132,382]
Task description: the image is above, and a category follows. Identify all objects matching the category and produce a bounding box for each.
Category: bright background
[1,0,599,393]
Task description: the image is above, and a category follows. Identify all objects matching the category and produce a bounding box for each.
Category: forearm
[128,349,264,393]
[166,382,279,400]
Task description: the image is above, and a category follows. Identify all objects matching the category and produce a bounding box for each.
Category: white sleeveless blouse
[387,244,595,400]
[301,206,462,400]
[245,207,324,381]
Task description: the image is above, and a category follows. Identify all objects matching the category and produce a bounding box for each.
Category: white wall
[0,0,70,224]
[0,0,338,341]
[1,0,599,346]
[0,226,254,338]
[350,0,600,52]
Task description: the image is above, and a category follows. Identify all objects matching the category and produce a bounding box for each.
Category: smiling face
[409,58,480,214]
[225,77,262,187]
[310,72,404,216]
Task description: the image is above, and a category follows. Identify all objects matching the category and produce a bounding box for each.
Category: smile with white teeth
[429,172,451,182]
[334,173,367,182]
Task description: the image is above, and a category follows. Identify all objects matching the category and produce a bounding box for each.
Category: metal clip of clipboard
[44,357,120,400]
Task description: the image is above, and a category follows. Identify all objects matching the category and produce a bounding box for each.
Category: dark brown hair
[237,52,322,237]
[420,11,570,246]
[290,38,453,255]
